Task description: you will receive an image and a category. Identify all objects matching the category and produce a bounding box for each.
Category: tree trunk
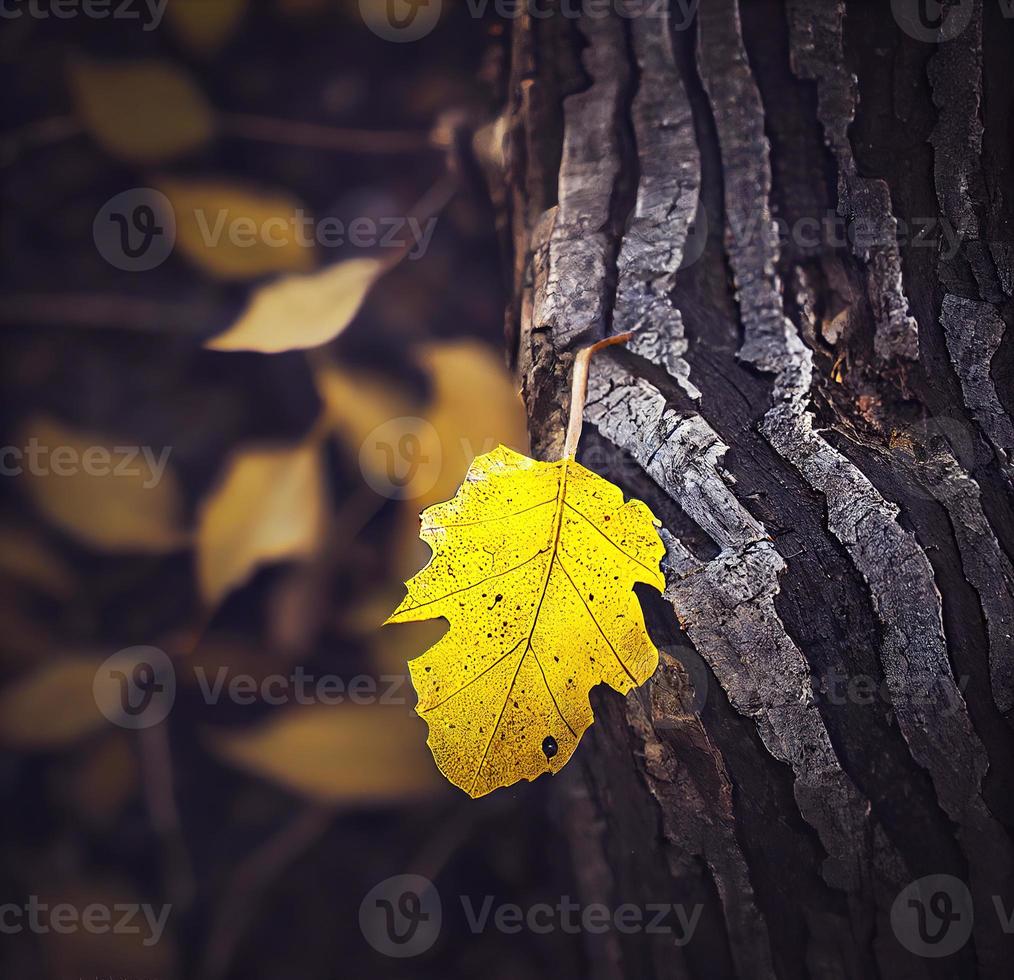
[495,1,1014,977]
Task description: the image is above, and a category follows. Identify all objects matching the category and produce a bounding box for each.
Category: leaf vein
[557,552,637,684]
[563,500,659,577]
[423,496,557,530]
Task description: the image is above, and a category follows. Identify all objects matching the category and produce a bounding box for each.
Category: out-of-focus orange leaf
[68,58,214,164]
[167,0,248,53]
[205,703,443,804]
[19,417,187,553]
[195,437,327,605]
[204,258,384,352]
[158,178,315,280]
[0,658,105,749]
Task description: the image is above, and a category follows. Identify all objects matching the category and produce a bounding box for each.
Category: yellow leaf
[313,361,418,464]
[388,445,665,798]
[158,178,315,280]
[0,659,106,748]
[411,340,529,510]
[204,258,384,352]
[68,58,214,164]
[167,0,248,53]
[206,704,443,803]
[19,417,186,553]
[196,439,327,605]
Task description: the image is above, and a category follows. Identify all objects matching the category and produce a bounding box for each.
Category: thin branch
[223,113,439,156]
[198,806,334,980]
[0,294,226,333]
[0,115,82,167]
[138,723,195,911]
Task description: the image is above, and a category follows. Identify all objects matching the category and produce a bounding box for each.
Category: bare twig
[223,113,438,156]
[0,294,226,334]
[0,115,82,167]
[138,723,196,911]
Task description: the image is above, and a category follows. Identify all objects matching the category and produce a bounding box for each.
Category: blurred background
[0,2,587,977]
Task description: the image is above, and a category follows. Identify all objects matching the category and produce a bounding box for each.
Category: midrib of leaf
[469,460,571,793]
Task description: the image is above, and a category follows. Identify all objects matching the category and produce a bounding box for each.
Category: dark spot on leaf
[542,735,558,759]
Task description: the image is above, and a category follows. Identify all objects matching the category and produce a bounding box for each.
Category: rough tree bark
[491,1,1014,977]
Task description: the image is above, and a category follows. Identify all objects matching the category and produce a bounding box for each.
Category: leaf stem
[562,332,633,460]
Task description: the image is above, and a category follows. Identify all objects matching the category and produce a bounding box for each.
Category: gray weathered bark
[495,1,1014,976]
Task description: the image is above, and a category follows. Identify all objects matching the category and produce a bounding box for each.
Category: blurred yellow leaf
[19,416,187,553]
[411,340,530,510]
[167,0,248,53]
[0,524,74,596]
[0,658,105,749]
[472,114,508,172]
[69,58,214,164]
[206,704,443,803]
[196,438,327,604]
[158,178,315,280]
[314,361,418,470]
[205,258,384,352]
